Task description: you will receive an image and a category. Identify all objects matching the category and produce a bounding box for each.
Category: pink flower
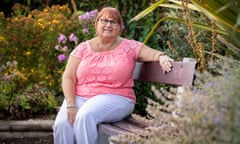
[57,54,67,63]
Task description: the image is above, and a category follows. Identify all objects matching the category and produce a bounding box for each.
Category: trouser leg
[53,97,87,144]
[74,94,135,144]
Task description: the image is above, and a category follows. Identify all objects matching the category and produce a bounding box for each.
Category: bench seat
[99,116,148,136]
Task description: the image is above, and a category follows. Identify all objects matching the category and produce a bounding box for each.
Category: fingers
[67,108,78,126]
[67,114,75,126]
[162,61,172,73]
[159,56,173,73]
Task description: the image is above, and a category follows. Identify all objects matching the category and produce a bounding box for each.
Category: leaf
[143,17,228,44]
[235,13,240,29]
[130,0,165,22]
[26,84,33,92]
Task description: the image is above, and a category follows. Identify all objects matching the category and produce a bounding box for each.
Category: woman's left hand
[159,55,174,73]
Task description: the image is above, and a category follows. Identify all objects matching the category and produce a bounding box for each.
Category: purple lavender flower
[57,54,67,63]
[89,9,98,18]
[78,12,90,21]
[82,28,89,34]
[213,117,222,126]
[69,33,78,45]
[122,23,125,30]
[57,34,67,44]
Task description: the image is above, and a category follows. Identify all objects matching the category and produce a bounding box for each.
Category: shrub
[182,58,240,144]
[0,61,58,119]
[0,4,97,119]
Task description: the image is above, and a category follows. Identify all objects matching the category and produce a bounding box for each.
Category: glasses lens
[100,19,117,26]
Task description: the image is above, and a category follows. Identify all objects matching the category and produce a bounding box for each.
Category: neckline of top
[87,38,125,54]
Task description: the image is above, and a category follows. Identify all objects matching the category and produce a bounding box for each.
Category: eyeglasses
[99,18,118,26]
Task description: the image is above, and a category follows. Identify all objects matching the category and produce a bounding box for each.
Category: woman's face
[96,16,121,38]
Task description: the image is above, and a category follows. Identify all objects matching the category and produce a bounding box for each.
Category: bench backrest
[133,58,196,86]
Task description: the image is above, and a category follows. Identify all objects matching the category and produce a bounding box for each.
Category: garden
[0,0,240,143]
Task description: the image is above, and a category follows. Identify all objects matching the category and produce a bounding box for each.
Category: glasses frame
[99,18,118,26]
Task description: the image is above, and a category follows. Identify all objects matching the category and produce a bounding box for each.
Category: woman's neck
[97,36,118,44]
[92,36,119,52]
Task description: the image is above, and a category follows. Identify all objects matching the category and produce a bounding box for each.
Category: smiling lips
[102,28,113,35]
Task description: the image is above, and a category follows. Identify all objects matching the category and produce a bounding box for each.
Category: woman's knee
[76,110,96,123]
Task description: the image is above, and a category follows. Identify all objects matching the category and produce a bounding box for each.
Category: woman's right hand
[67,106,78,126]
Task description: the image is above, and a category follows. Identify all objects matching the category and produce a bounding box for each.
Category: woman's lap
[76,94,134,123]
[54,94,134,126]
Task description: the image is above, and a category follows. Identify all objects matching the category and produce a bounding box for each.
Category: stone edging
[0,119,54,139]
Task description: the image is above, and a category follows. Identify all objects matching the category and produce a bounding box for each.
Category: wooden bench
[98,57,196,144]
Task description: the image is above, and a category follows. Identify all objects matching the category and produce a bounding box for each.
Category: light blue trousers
[53,94,135,144]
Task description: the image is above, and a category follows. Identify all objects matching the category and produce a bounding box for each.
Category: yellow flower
[52,19,60,24]
[37,18,44,23]
[57,70,63,74]
[25,51,31,56]
[50,27,54,31]
[21,74,27,81]
[0,36,5,42]
[58,24,63,29]
[43,8,48,13]
[4,73,8,77]
[31,68,35,73]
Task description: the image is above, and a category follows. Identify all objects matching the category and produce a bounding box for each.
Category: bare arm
[138,45,173,73]
[62,55,81,126]
[138,45,165,62]
[62,56,80,106]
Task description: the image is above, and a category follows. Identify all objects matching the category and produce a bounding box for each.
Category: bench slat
[124,116,148,128]
[112,121,147,137]
[134,61,196,86]
[98,124,127,136]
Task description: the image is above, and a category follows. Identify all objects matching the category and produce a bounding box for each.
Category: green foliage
[1,4,79,93]
[192,0,240,49]
[131,0,240,59]
[0,4,84,119]
[0,61,58,119]
[134,81,155,116]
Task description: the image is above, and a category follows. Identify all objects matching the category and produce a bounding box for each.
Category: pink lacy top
[70,38,143,102]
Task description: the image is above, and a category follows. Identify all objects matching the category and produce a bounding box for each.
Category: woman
[53,7,173,144]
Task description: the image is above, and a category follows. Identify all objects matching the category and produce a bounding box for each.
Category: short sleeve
[70,42,87,59]
[126,39,143,60]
